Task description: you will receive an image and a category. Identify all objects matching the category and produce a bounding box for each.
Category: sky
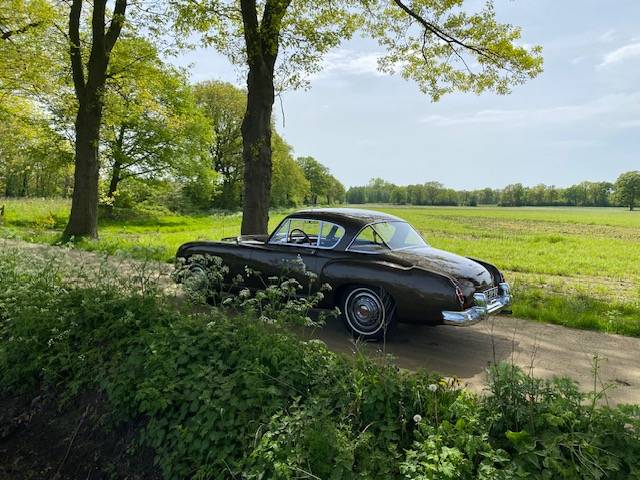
[172,0,640,189]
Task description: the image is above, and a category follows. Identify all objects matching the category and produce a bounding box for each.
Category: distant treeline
[346,174,640,209]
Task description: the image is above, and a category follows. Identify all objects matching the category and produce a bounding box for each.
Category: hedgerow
[0,248,638,479]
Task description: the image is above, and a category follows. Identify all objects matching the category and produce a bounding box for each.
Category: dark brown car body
[176,208,511,329]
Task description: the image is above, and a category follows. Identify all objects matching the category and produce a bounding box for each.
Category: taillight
[455,286,465,306]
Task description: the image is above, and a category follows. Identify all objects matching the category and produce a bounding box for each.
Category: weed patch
[0,249,638,479]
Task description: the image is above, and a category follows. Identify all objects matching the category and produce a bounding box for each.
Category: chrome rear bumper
[442,282,511,326]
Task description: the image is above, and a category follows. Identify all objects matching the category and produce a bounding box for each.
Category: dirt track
[315,315,640,405]
[7,239,640,405]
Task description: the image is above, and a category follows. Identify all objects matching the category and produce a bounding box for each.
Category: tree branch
[0,21,42,41]
[68,0,85,97]
[105,0,127,54]
[261,0,292,66]
[392,0,508,67]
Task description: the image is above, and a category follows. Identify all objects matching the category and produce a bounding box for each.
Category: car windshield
[349,221,428,252]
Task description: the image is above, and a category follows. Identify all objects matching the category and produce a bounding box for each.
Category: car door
[249,218,322,291]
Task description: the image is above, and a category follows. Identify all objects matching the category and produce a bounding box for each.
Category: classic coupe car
[176,208,511,340]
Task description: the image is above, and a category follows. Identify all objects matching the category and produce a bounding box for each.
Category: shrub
[0,249,638,479]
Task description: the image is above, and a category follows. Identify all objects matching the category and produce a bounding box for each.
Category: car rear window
[348,221,427,252]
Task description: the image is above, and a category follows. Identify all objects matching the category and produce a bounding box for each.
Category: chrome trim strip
[442,282,512,326]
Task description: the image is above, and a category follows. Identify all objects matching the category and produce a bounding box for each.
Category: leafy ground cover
[0,248,639,479]
[1,198,639,335]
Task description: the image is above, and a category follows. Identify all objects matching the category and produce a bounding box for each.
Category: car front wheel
[342,286,396,341]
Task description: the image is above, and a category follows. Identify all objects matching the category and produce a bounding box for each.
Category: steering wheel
[289,228,312,245]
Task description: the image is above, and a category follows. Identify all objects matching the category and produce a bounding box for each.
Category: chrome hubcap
[189,265,206,277]
[346,289,385,335]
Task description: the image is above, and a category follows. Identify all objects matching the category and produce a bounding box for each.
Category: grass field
[2,198,639,335]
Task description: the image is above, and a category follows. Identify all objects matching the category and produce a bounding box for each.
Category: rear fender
[467,257,504,285]
[320,260,459,323]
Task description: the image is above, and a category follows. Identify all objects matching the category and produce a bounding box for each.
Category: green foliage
[193,80,246,209]
[614,171,640,211]
[0,0,60,93]
[480,363,640,479]
[0,97,73,197]
[297,156,344,205]
[193,80,313,210]
[103,35,212,199]
[172,0,363,91]
[0,249,638,479]
[173,0,542,97]
[271,133,310,207]
[179,164,221,211]
[364,0,543,100]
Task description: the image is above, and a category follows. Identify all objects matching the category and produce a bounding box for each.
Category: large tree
[173,0,542,234]
[615,171,640,211]
[62,0,128,238]
[297,156,331,205]
[102,36,210,200]
[271,132,309,206]
[193,80,246,209]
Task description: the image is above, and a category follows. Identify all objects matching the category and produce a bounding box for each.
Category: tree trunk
[107,160,122,199]
[62,0,127,240]
[64,103,101,238]
[107,125,126,199]
[240,61,274,235]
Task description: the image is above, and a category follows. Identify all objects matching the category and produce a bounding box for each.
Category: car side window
[270,219,345,249]
[319,222,345,248]
[349,225,389,252]
[270,218,321,247]
[288,219,321,245]
[348,221,428,252]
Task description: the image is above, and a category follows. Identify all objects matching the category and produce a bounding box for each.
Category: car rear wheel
[341,286,396,341]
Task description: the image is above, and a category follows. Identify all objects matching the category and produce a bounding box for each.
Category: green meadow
[2,198,639,336]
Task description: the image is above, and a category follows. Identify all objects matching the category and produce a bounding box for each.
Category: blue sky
[173,0,640,189]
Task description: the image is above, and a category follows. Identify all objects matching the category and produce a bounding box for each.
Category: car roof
[286,208,403,230]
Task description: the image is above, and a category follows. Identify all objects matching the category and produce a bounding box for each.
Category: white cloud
[599,29,617,43]
[419,92,640,128]
[314,49,384,79]
[600,42,640,67]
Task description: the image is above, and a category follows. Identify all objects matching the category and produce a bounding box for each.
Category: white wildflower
[413,414,422,423]
[428,384,438,393]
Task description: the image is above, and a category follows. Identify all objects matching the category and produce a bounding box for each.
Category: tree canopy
[170,0,543,234]
[102,36,211,200]
[1,0,545,235]
[615,171,640,211]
